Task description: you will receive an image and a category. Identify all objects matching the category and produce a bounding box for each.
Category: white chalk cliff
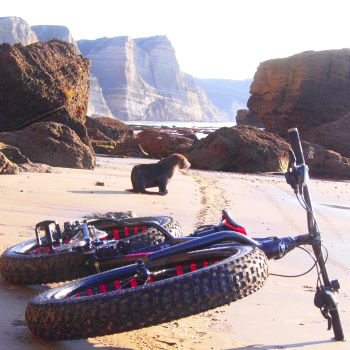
[0,17,38,45]
[78,36,226,121]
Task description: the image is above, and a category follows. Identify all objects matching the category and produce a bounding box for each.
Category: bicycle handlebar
[288,128,305,165]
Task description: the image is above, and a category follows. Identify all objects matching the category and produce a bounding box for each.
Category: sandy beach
[0,155,349,350]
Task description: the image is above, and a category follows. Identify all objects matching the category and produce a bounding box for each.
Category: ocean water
[125,121,236,139]
[124,120,236,130]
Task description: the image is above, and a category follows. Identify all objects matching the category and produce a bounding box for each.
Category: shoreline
[0,156,349,349]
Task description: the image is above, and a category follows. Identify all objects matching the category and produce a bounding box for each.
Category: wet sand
[0,156,349,349]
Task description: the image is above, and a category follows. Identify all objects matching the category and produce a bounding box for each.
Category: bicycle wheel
[25,245,268,340]
[0,216,182,285]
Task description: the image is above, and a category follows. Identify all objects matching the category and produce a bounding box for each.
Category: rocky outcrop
[236,109,264,128]
[248,49,350,139]
[86,117,132,141]
[30,23,113,119]
[187,126,290,173]
[78,35,225,122]
[0,151,18,174]
[137,129,194,158]
[0,122,95,169]
[0,39,91,147]
[0,17,38,45]
[195,79,252,121]
[302,141,350,179]
[309,113,350,158]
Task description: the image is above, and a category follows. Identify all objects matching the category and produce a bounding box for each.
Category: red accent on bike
[125,252,151,258]
[134,227,139,233]
[190,263,197,271]
[225,223,247,235]
[100,284,107,293]
[86,289,93,296]
[176,266,183,275]
[124,227,129,236]
[114,280,121,290]
[113,229,119,240]
[130,278,137,287]
[203,261,209,267]
[149,275,154,282]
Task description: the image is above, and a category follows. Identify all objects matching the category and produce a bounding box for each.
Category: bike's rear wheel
[0,216,182,285]
[26,245,268,340]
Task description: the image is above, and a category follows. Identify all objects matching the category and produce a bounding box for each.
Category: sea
[124,120,236,139]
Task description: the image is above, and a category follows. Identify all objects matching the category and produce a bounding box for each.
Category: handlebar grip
[288,128,305,165]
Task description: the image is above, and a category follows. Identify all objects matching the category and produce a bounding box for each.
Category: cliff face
[32,25,79,51]
[78,36,226,121]
[0,17,38,45]
[247,49,350,138]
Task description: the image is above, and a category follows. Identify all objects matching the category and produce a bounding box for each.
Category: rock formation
[195,79,252,121]
[248,49,350,139]
[236,109,264,128]
[0,39,95,170]
[0,17,38,45]
[0,122,95,169]
[137,129,194,158]
[302,141,350,179]
[309,113,350,158]
[0,149,18,174]
[187,126,290,173]
[30,24,114,119]
[0,39,91,143]
[78,35,225,122]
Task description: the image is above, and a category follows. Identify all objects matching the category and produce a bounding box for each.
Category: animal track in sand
[189,171,230,227]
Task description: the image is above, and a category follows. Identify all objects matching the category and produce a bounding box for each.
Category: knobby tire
[25,245,269,340]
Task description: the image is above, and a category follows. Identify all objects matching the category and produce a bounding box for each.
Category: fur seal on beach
[127,153,191,195]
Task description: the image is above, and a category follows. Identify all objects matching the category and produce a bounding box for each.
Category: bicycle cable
[270,246,317,278]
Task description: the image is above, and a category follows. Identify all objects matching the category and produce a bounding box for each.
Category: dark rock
[0,143,29,164]
[0,39,91,148]
[309,113,350,158]
[187,126,290,173]
[302,141,350,179]
[112,138,150,158]
[0,122,95,169]
[236,109,264,128]
[137,129,194,158]
[86,117,133,142]
[248,49,350,139]
[0,151,18,174]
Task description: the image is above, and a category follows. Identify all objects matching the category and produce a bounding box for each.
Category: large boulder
[248,49,350,140]
[0,151,18,174]
[0,122,95,169]
[236,109,264,128]
[309,113,350,158]
[187,126,290,173]
[137,129,194,158]
[302,141,350,179]
[0,39,91,147]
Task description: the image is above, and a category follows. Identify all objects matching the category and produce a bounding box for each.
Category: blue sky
[2,0,350,80]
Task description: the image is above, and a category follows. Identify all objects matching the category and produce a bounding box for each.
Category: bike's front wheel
[26,245,269,340]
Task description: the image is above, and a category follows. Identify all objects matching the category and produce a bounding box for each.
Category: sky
[2,0,350,80]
